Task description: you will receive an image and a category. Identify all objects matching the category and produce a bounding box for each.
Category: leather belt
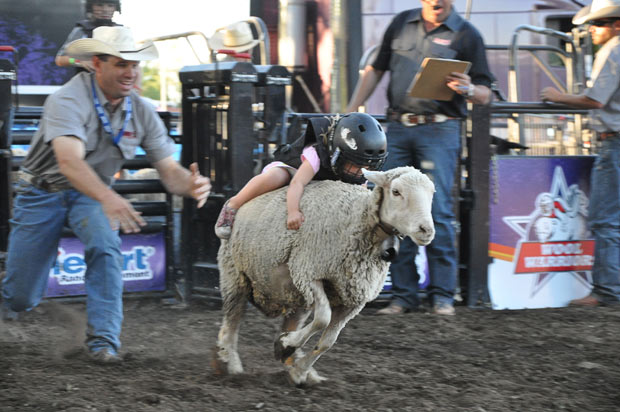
[18,170,72,192]
[599,131,620,140]
[387,110,456,127]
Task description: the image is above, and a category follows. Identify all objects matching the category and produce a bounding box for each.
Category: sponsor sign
[488,156,595,309]
[46,232,166,297]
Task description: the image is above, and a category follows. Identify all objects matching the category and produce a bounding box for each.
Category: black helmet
[328,113,388,184]
[86,0,121,13]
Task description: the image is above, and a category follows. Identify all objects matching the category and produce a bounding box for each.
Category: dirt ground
[1,297,619,412]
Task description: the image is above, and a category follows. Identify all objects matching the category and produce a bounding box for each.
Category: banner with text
[46,232,166,297]
[488,156,595,309]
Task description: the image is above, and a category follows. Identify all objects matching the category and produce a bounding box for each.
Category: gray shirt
[22,72,176,187]
[585,35,620,132]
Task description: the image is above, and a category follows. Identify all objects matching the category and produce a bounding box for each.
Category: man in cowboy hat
[208,21,261,62]
[0,26,212,363]
[541,0,620,307]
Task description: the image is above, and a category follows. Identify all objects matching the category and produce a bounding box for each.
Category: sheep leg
[213,270,250,375]
[277,309,324,384]
[288,304,364,386]
[275,280,331,363]
[274,308,312,361]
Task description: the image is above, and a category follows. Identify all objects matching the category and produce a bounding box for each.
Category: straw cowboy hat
[65,26,158,61]
[573,0,620,25]
[208,21,260,52]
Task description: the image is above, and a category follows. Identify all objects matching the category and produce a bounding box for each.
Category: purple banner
[0,0,82,86]
[488,156,596,309]
[46,232,167,297]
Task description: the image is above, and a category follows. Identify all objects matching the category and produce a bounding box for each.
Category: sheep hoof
[274,334,296,362]
[211,346,243,375]
[306,368,328,386]
[211,347,228,376]
[288,367,325,387]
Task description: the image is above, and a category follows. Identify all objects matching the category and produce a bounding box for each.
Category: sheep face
[365,167,435,246]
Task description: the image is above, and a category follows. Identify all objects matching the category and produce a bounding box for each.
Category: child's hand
[287,210,305,230]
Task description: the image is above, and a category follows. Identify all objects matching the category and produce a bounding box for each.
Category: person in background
[541,0,620,307]
[1,27,212,364]
[56,0,122,72]
[207,21,260,63]
[346,0,493,316]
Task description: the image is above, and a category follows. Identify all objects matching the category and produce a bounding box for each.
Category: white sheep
[213,166,435,386]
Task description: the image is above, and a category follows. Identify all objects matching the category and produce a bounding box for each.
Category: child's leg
[228,167,291,209]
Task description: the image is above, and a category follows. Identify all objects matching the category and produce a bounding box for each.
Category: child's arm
[286,160,317,230]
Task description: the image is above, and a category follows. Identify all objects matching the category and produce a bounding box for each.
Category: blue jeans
[1,182,124,351]
[588,137,620,304]
[383,120,461,308]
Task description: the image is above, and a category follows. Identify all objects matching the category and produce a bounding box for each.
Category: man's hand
[446,71,472,95]
[189,162,211,208]
[100,192,146,233]
[540,87,562,103]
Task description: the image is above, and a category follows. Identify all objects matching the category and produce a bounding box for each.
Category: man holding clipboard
[347,0,493,316]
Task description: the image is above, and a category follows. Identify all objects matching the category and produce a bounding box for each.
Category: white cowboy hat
[65,26,158,61]
[573,0,620,25]
[208,21,260,53]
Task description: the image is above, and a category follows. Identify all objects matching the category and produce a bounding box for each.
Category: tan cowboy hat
[573,0,620,25]
[208,21,260,52]
[65,26,158,61]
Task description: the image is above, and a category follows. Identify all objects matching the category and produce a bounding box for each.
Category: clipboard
[407,58,471,101]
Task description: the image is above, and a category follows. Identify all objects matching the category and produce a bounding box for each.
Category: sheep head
[364,167,435,246]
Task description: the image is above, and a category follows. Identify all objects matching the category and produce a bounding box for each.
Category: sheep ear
[363,169,388,187]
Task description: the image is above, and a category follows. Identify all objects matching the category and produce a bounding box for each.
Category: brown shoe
[569,294,601,307]
[376,304,409,315]
[432,302,455,316]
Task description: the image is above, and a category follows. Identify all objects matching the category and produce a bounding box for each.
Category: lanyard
[91,77,132,146]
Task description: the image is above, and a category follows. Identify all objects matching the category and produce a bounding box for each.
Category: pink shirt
[262,145,321,174]
[301,145,320,173]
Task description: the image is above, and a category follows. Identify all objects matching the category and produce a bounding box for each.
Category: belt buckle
[400,113,423,127]
[18,170,32,184]
[400,113,413,127]
[434,114,447,123]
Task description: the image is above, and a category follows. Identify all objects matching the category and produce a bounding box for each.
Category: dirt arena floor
[1,297,619,412]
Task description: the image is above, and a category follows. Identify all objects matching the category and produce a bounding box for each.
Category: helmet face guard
[331,147,387,184]
[327,113,388,184]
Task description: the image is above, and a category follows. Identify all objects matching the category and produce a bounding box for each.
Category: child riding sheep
[214,113,388,239]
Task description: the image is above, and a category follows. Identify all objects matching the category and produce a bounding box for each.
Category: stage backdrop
[488,156,595,309]
[0,0,81,85]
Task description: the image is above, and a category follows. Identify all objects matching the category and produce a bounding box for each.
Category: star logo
[502,166,593,297]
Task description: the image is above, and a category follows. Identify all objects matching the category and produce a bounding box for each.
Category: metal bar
[491,102,590,115]
[466,104,492,307]
[112,179,165,194]
[145,31,209,64]
[529,51,567,92]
